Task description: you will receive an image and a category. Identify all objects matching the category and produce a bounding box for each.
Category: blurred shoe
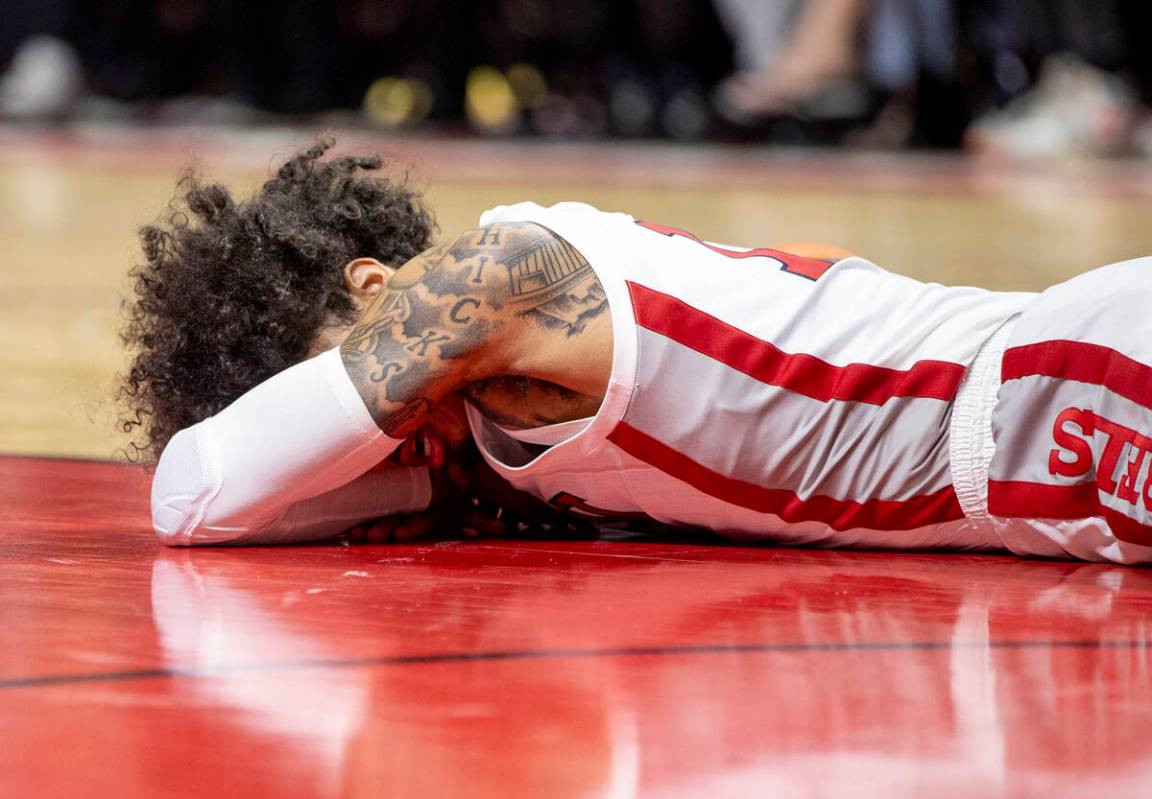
[0,36,84,121]
[718,70,871,124]
[965,54,1136,160]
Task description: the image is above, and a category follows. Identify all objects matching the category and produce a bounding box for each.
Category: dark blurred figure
[27,0,1149,155]
[1,0,735,135]
[610,0,731,138]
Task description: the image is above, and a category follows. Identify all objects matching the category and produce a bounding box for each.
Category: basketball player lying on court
[125,140,1152,564]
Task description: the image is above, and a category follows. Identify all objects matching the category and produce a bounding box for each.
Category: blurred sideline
[2,126,1152,460]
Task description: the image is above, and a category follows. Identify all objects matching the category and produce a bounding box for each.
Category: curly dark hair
[118,138,435,461]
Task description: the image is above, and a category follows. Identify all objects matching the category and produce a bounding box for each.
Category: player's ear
[343,258,396,301]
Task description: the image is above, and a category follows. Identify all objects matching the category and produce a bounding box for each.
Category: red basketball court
[3,454,1150,797]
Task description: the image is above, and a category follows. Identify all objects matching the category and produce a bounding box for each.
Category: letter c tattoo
[450,298,481,324]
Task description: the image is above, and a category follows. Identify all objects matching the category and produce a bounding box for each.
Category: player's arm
[337,221,591,435]
[150,222,575,545]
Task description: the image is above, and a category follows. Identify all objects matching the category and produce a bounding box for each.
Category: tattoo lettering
[341,292,409,360]
[472,256,490,284]
[450,298,481,323]
[407,331,451,357]
[400,292,445,338]
[476,227,502,246]
[340,222,609,433]
[370,361,403,384]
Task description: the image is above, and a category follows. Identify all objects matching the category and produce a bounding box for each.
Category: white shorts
[983,258,1152,563]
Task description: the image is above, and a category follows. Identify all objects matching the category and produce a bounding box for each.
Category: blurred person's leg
[857,0,969,147]
[867,0,954,92]
[712,0,804,73]
[721,0,873,117]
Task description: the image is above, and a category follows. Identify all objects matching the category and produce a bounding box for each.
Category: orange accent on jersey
[771,242,859,261]
[634,220,837,282]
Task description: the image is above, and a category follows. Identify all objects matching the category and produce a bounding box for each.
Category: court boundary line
[3,638,1148,690]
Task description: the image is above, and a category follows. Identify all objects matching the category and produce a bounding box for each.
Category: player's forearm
[337,230,512,437]
[150,348,416,545]
[338,222,600,435]
[227,463,432,546]
[150,228,501,546]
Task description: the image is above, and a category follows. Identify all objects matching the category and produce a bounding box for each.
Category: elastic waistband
[948,314,1020,524]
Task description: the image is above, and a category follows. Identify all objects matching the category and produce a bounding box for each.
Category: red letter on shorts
[1049,407,1095,478]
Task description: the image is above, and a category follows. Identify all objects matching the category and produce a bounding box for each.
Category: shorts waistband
[949,314,1020,525]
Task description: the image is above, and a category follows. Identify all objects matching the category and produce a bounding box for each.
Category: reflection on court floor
[1,457,1150,798]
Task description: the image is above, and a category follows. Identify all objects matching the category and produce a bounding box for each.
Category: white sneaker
[966,54,1136,159]
[0,36,84,120]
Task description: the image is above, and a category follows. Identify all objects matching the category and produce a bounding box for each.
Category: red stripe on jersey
[608,422,965,531]
[627,282,965,405]
[1001,340,1152,411]
[988,479,1152,547]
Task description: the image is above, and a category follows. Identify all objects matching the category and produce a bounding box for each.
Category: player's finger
[395,436,422,467]
[390,515,434,541]
[395,428,444,468]
[485,487,576,527]
[467,470,557,521]
[362,516,403,543]
[464,507,507,537]
[391,506,505,541]
[425,431,446,469]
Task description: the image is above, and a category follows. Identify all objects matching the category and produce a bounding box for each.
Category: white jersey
[468,202,1036,552]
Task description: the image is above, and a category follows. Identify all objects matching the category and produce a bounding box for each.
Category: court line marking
[3,638,1148,690]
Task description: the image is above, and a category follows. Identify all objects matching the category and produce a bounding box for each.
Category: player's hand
[461,456,593,536]
[384,425,595,540]
[346,503,506,543]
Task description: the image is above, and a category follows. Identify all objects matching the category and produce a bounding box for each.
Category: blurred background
[4,0,1152,459]
[4,0,1152,156]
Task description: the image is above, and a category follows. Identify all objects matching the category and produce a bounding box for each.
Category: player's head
[118,137,435,460]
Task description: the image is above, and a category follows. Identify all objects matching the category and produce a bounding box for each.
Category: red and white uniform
[987,258,1152,562]
[469,202,1049,554]
[150,200,1152,561]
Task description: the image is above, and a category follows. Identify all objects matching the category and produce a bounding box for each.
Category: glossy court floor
[2,128,1152,797]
